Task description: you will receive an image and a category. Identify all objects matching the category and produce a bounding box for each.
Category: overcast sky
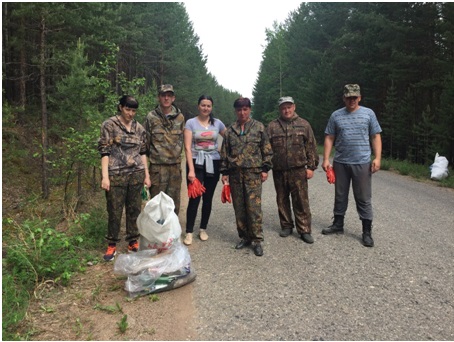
[184,0,302,99]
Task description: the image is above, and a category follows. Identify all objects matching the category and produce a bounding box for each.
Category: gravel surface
[185,166,454,341]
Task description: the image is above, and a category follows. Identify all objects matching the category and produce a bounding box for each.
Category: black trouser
[185,159,220,233]
[333,161,373,220]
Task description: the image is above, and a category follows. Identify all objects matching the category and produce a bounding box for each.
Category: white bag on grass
[430,153,449,180]
[137,191,181,250]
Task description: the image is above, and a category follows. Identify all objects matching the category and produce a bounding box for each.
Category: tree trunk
[40,14,49,199]
[77,165,82,197]
[19,16,27,110]
[92,166,97,192]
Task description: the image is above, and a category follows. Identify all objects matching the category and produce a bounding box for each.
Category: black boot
[253,242,263,256]
[322,215,344,235]
[362,219,374,247]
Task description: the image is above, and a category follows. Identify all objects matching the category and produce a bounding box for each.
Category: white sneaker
[183,233,193,245]
[199,229,208,241]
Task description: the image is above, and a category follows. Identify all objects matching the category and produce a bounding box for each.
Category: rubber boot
[362,219,374,247]
[322,215,344,235]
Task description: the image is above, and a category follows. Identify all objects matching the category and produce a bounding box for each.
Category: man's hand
[261,172,268,182]
[371,159,381,173]
[322,159,332,172]
[306,169,314,180]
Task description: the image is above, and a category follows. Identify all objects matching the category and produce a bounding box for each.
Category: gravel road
[184,166,454,341]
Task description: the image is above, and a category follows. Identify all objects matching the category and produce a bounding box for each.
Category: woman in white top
[183,95,227,245]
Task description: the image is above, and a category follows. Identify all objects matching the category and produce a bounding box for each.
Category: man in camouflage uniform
[267,96,319,244]
[220,97,273,256]
[143,84,185,214]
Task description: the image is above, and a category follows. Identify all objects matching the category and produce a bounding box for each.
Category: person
[220,97,273,256]
[322,84,382,247]
[98,95,151,261]
[143,84,185,215]
[183,95,227,245]
[267,96,319,244]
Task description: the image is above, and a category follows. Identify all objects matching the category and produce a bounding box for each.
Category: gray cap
[159,84,175,94]
[278,96,295,106]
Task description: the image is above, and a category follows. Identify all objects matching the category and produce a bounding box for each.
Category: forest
[254,2,454,166]
[3,2,454,202]
[2,2,453,339]
[2,2,241,201]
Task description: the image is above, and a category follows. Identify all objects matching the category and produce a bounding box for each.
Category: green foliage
[1,101,32,179]
[2,208,106,339]
[381,157,453,187]
[72,209,107,251]
[149,294,160,302]
[254,2,454,166]
[4,219,82,286]
[117,314,129,334]
[4,2,241,204]
[2,272,31,340]
[93,302,123,314]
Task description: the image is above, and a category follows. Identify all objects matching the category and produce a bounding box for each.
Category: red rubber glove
[326,167,335,184]
[194,178,206,196]
[221,186,226,203]
[225,184,231,203]
[189,178,206,199]
[188,182,195,198]
[221,184,231,203]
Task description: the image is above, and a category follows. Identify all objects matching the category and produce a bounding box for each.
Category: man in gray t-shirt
[322,84,382,247]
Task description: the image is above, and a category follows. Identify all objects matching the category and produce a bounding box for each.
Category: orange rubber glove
[326,167,336,184]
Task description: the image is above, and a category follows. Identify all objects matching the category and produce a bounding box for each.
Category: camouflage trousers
[272,168,312,234]
[229,169,264,242]
[149,163,181,215]
[105,171,145,243]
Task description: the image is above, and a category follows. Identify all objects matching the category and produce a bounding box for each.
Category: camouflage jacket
[143,105,185,164]
[220,119,273,175]
[267,114,319,171]
[98,116,147,176]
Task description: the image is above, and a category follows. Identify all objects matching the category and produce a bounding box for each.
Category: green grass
[117,315,128,334]
[381,158,454,188]
[2,272,31,341]
[2,208,107,340]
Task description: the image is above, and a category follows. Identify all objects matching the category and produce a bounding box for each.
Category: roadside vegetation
[380,158,454,188]
[2,185,107,340]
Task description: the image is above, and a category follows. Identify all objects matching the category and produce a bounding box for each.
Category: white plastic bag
[137,191,182,250]
[430,153,449,180]
[113,242,194,297]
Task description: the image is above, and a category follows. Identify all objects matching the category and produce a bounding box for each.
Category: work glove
[221,184,231,203]
[326,167,336,184]
[188,178,206,199]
